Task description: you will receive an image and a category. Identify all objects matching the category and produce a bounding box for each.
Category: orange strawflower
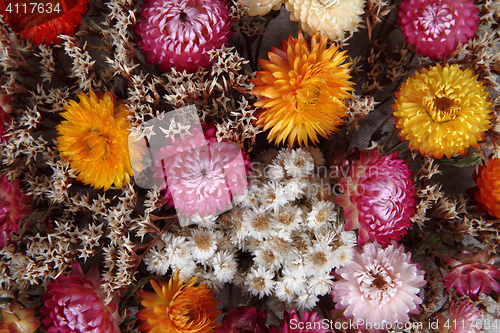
[474,158,500,218]
[138,271,221,333]
[0,0,89,45]
[0,300,40,333]
[251,32,354,147]
[392,63,492,159]
[56,90,133,190]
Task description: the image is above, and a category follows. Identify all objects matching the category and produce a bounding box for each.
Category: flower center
[296,84,321,111]
[417,4,455,38]
[358,264,397,305]
[179,11,188,22]
[317,0,340,7]
[424,94,460,123]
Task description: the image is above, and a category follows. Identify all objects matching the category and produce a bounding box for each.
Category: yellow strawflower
[392,64,493,159]
[56,90,133,190]
[252,32,354,147]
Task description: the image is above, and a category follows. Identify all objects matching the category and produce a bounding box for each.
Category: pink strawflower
[135,0,234,73]
[0,93,13,144]
[398,0,479,61]
[152,124,249,218]
[336,149,417,246]
[41,262,121,333]
[331,242,426,332]
[215,306,270,333]
[437,301,482,333]
[441,250,500,301]
[270,308,329,333]
[0,174,32,249]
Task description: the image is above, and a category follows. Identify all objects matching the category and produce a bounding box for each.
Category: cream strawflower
[212,250,238,283]
[332,242,426,331]
[238,0,282,16]
[285,0,365,40]
[245,266,275,298]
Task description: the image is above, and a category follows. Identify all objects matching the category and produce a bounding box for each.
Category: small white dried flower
[307,273,334,296]
[307,201,338,231]
[281,149,315,178]
[189,228,218,261]
[245,266,275,298]
[212,250,237,283]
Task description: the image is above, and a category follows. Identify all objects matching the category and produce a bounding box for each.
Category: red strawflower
[270,308,329,333]
[0,174,32,249]
[441,251,500,301]
[41,262,121,333]
[0,0,89,45]
[215,306,270,333]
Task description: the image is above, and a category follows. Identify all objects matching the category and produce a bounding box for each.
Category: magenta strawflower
[270,308,328,333]
[135,0,234,73]
[41,262,121,333]
[331,242,426,332]
[441,251,500,301]
[152,123,249,219]
[335,149,417,246]
[398,0,479,61]
[215,306,270,333]
[0,174,32,249]
[437,301,482,333]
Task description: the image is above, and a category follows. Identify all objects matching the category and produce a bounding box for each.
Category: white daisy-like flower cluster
[227,147,356,310]
[143,147,356,310]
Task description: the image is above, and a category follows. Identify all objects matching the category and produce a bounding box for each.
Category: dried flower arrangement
[0,0,499,332]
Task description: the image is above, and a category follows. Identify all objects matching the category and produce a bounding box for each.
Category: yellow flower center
[424,93,460,123]
[84,131,109,157]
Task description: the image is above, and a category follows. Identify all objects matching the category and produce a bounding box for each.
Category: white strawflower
[240,184,261,208]
[281,269,307,293]
[282,149,315,178]
[275,280,296,303]
[238,0,282,16]
[285,0,365,40]
[189,228,218,261]
[212,250,237,283]
[332,244,355,267]
[307,200,338,231]
[144,248,170,275]
[165,236,193,267]
[245,266,276,298]
[304,241,336,274]
[172,260,197,280]
[261,181,288,212]
[295,290,320,310]
[194,268,224,292]
[266,164,285,181]
[254,241,283,272]
[242,207,275,241]
[189,213,218,228]
[307,273,334,295]
[284,177,307,201]
[340,230,357,246]
[270,205,303,235]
